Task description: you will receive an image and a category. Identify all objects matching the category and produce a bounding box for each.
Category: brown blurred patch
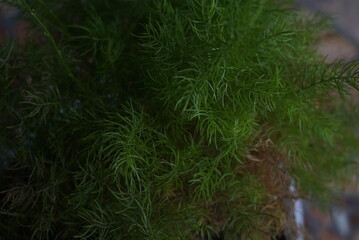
[241,137,294,236]
[316,31,357,63]
[318,230,342,240]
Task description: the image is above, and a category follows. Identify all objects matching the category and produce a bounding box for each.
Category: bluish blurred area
[0,3,19,43]
[297,0,359,61]
[298,0,359,48]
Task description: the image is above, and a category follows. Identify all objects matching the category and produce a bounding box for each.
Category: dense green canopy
[0,0,358,239]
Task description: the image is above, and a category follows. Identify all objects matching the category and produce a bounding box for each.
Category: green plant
[0,0,358,239]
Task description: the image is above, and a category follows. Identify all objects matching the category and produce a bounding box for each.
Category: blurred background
[295,1,359,240]
[1,1,359,239]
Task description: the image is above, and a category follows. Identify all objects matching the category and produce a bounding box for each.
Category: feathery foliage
[0,0,358,239]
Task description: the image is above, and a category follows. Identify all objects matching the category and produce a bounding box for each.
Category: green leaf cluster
[0,0,358,239]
